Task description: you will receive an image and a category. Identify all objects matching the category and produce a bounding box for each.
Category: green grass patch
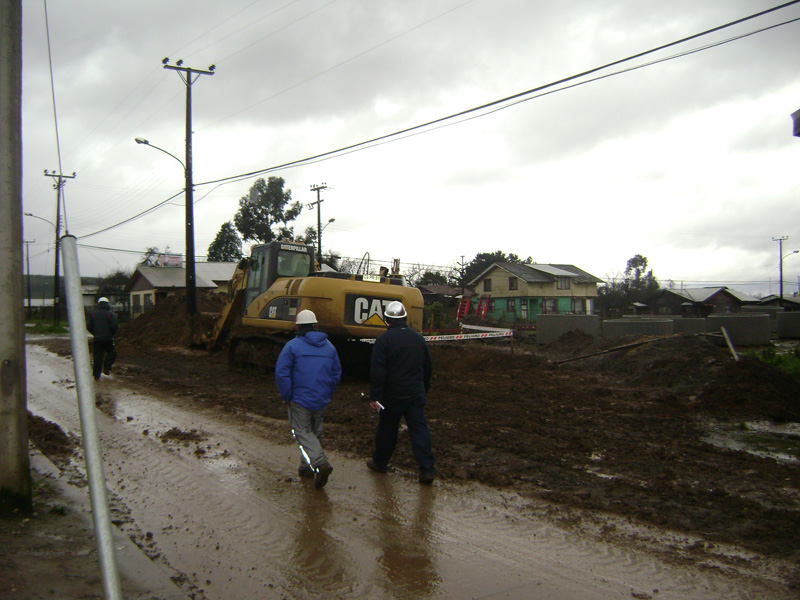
[747,345,800,380]
[25,320,68,334]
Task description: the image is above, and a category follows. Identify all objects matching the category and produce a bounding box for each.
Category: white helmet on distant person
[98,297,110,304]
[295,309,318,325]
[384,301,407,319]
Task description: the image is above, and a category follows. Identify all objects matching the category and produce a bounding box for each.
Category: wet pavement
[25,344,791,599]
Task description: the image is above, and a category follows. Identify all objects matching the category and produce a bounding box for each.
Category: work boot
[298,465,314,479]
[419,471,435,485]
[314,462,333,489]
[103,368,111,375]
[366,458,388,473]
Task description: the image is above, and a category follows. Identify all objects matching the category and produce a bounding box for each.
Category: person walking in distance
[86,297,118,381]
[367,301,436,484]
[275,309,342,490]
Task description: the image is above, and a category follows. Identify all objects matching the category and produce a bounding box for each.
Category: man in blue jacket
[86,297,118,381]
[275,309,342,490]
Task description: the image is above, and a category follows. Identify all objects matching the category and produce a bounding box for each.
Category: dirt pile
[44,300,800,569]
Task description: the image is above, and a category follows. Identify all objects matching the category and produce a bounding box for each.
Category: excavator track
[228,334,288,371]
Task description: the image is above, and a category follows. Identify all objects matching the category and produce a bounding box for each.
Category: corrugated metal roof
[525,264,577,278]
[127,262,237,291]
[658,287,760,304]
[469,262,603,286]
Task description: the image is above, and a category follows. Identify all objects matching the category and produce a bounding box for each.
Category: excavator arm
[206,258,250,350]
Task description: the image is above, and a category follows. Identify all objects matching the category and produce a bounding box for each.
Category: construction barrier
[361,326,513,344]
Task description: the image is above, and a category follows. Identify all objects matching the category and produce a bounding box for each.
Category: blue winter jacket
[275,330,342,411]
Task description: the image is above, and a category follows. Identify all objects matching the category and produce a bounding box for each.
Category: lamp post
[308,183,328,261]
[135,137,196,318]
[780,249,799,307]
[23,212,57,321]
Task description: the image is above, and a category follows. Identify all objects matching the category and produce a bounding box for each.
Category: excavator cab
[243,242,314,309]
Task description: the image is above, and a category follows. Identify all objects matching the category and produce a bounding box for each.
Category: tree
[207,222,243,262]
[233,177,301,243]
[96,268,132,311]
[418,270,448,286]
[597,254,661,312]
[462,251,532,288]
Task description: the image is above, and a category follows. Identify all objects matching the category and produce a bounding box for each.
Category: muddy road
[24,336,799,599]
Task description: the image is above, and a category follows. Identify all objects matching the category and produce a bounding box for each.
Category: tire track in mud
[25,344,795,600]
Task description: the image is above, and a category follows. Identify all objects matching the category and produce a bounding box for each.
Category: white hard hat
[295,309,318,325]
[98,297,109,304]
[385,301,407,319]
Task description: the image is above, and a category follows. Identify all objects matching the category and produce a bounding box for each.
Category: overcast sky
[19,0,800,296]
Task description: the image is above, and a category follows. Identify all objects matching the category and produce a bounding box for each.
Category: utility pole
[44,169,75,325]
[308,183,327,261]
[773,236,789,308]
[24,239,34,319]
[163,58,215,322]
[0,0,31,514]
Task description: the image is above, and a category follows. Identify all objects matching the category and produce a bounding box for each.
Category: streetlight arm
[24,212,56,229]
[135,138,186,171]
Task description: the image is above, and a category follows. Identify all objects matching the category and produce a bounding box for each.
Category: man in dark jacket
[367,301,435,484]
[275,309,342,490]
[87,297,119,381]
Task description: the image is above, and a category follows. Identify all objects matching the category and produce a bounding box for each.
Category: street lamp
[135,137,195,321]
[23,212,57,321]
[780,249,798,306]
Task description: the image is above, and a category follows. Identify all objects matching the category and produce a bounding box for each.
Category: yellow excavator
[204,240,423,370]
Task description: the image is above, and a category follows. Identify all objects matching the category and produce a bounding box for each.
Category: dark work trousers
[373,395,435,474]
[92,339,117,379]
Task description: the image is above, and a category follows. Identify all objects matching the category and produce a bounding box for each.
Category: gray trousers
[287,402,328,470]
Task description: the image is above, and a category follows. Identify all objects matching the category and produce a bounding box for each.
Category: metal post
[184,77,196,320]
[0,0,31,514]
[24,239,33,319]
[44,171,75,324]
[60,235,123,600]
[309,183,327,260]
[163,60,214,323]
[774,236,788,307]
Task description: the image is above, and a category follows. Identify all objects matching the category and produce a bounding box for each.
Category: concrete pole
[0,0,31,514]
[61,235,123,600]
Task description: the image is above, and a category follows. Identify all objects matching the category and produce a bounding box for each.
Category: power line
[194,1,800,189]
[74,2,800,241]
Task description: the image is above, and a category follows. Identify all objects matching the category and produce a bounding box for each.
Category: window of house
[573,298,586,314]
[507,299,515,312]
[509,277,518,290]
[543,298,557,314]
[483,279,492,292]
[521,301,528,319]
[488,299,495,312]
[557,277,571,290]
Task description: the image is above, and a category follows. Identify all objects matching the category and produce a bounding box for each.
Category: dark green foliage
[233,177,302,243]
[207,222,243,262]
[597,254,660,312]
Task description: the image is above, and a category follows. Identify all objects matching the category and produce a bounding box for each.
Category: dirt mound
[117,291,224,350]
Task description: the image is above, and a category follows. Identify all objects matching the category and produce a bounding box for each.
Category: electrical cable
[194,1,800,188]
[74,2,800,248]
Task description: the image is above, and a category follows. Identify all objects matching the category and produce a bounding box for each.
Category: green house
[467,262,603,321]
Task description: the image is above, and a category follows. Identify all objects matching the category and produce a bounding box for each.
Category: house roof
[418,284,462,296]
[650,286,760,304]
[468,262,603,286]
[125,262,237,292]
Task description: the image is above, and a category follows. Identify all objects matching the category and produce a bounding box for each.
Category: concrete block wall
[536,314,601,345]
[707,314,771,346]
[602,319,674,337]
[777,312,800,339]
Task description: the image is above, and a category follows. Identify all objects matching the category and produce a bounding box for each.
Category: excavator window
[277,250,311,278]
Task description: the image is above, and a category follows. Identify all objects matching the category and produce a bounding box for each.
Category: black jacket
[87,303,118,341]
[370,319,432,406]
